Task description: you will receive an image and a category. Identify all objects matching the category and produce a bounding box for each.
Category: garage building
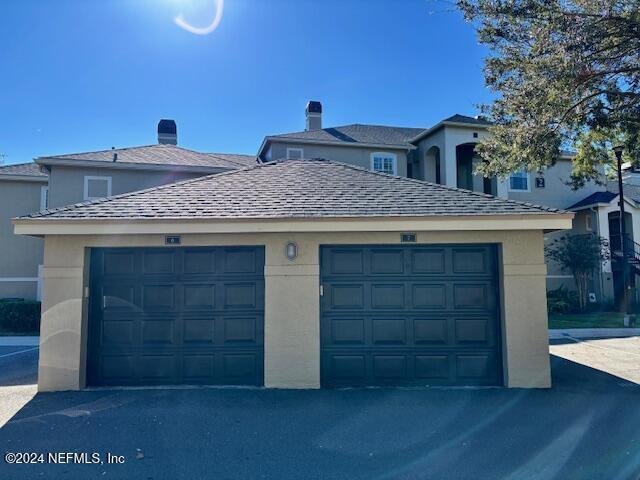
[13,159,573,391]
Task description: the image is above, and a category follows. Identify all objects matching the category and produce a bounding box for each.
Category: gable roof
[37,144,254,171]
[0,162,48,181]
[442,114,492,126]
[607,180,640,205]
[263,124,425,151]
[22,158,565,221]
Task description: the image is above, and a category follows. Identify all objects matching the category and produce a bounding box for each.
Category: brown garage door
[87,247,264,386]
[320,244,502,387]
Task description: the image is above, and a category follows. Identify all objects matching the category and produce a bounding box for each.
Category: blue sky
[0,0,490,164]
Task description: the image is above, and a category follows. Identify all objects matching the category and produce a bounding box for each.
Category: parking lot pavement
[0,345,38,427]
[0,352,639,480]
[550,335,640,384]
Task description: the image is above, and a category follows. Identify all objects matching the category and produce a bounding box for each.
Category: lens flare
[174,0,224,35]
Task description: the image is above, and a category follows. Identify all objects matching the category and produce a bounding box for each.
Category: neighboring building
[0,163,48,300]
[14,158,572,392]
[0,120,256,301]
[257,101,622,304]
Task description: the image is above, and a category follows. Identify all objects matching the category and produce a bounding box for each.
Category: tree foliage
[457,0,640,188]
[545,233,610,310]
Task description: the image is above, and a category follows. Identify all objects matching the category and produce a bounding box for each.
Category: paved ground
[0,346,38,427]
[0,340,639,480]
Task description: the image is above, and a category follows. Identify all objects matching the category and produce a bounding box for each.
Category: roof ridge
[38,143,205,160]
[0,161,38,168]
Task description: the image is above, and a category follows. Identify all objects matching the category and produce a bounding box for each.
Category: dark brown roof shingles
[22,159,564,221]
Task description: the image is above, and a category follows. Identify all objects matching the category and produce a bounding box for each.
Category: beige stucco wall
[0,179,46,300]
[268,142,410,177]
[37,229,550,392]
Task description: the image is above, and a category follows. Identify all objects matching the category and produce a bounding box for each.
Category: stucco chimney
[305,101,322,131]
[158,119,177,145]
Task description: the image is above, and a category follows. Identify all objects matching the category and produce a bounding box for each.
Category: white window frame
[83,175,112,201]
[508,170,530,192]
[40,185,49,211]
[370,152,398,175]
[286,148,304,160]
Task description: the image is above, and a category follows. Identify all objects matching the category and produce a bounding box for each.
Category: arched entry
[424,146,441,184]
[456,143,497,195]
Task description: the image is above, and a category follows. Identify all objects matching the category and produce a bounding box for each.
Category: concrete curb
[549,328,640,340]
[0,336,40,347]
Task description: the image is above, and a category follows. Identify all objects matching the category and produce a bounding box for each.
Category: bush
[0,300,41,333]
[547,286,580,314]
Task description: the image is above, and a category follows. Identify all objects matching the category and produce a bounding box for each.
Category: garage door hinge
[320,285,324,296]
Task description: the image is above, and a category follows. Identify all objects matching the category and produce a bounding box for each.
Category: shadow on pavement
[0,355,639,480]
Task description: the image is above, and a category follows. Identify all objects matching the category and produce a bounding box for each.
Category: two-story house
[0,120,256,300]
[258,101,633,306]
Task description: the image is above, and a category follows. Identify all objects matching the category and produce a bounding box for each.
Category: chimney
[305,101,322,131]
[158,119,177,145]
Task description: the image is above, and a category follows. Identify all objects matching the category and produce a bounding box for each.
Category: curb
[549,328,640,340]
[0,336,40,347]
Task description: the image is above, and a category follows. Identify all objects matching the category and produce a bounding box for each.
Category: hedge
[0,300,41,333]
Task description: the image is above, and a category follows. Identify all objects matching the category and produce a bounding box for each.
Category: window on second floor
[286,148,304,160]
[371,152,397,175]
[508,170,530,192]
[84,176,112,201]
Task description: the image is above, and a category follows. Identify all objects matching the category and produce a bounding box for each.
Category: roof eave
[13,213,574,237]
[35,157,233,174]
[410,120,491,143]
[0,174,48,183]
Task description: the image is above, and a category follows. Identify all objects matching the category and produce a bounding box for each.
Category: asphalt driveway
[1,342,639,480]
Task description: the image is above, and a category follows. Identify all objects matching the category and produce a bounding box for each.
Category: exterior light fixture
[285,242,298,261]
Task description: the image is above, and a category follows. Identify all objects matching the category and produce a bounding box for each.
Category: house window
[371,153,397,175]
[586,214,593,231]
[40,186,49,211]
[286,148,304,160]
[508,170,530,191]
[84,176,112,201]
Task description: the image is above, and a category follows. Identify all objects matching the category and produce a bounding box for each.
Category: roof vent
[158,119,177,145]
[305,101,322,131]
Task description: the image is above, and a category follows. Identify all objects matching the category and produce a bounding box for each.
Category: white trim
[0,174,48,183]
[257,137,416,157]
[36,158,228,174]
[83,175,112,201]
[286,148,304,160]
[0,277,38,282]
[508,171,531,192]
[40,185,49,211]
[370,152,398,175]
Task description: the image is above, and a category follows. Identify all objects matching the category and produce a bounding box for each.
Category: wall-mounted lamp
[285,242,298,261]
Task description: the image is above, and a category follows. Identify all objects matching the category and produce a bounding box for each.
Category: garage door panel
[411,249,446,274]
[412,284,447,308]
[143,250,175,274]
[143,285,176,310]
[414,318,448,344]
[370,249,404,274]
[88,247,264,387]
[184,285,215,308]
[102,250,136,275]
[321,245,502,387]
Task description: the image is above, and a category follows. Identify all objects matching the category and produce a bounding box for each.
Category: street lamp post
[613,145,632,324]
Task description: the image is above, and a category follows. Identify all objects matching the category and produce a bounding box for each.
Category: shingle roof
[607,181,640,204]
[207,153,258,167]
[443,114,492,126]
[267,124,426,148]
[568,191,617,210]
[23,158,564,220]
[39,144,252,170]
[0,162,47,178]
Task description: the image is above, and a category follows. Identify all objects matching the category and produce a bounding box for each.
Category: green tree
[545,234,610,310]
[457,0,640,187]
